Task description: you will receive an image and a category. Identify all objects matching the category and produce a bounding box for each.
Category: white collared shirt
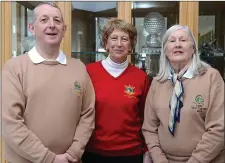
[169,67,195,80]
[28,46,67,65]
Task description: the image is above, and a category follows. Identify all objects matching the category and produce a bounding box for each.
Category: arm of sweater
[142,79,169,163]
[187,71,224,163]
[139,75,150,152]
[139,75,151,122]
[2,61,55,163]
[66,72,95,161]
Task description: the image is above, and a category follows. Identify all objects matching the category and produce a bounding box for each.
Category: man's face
[28,4,67,46]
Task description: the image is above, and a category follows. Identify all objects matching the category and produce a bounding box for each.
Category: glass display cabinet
[131,1,179,78]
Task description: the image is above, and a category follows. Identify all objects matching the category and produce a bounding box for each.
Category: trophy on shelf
[142,12,165,53]
[140,12,165,76]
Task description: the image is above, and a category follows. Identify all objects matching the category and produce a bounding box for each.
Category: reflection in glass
[199,2,225,80]
[71,2,117,64]
[12,2,34,57]
[132,1,179,78]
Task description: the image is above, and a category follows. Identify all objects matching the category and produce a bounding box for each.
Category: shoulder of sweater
[3,54,29,71]
[128,64,148,77]
[149,77,158,91]
[86,61,101,71]
[86,61,101,68]
[200,67,224,84]
[66,57,86,69]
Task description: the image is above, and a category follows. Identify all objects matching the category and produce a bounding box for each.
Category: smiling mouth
[115,50,123,52]
[46,33,57,36]
[174,51,183,54]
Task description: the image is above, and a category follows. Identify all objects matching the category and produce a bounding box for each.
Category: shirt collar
[106,56,128,69]
[168,66,195,80]
[28,46,67,65]
[183,67,195,79]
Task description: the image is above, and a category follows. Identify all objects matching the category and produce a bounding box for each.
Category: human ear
[62,24,67,37]
[28,23,36,37]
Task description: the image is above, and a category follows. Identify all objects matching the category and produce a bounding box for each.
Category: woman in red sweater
[82,18,150,163]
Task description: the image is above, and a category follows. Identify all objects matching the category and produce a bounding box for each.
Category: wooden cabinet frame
[1,2,12,162]
[0,1,199,65]
[57,2,72,57]
[118,2,132,62]
[1,2,12,68]
[179,2,199,42]
[0,2,199,162]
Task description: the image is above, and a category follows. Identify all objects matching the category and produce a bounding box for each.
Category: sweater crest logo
[191,95,206,112]
[124,85,136,98]
[74,81,81,96]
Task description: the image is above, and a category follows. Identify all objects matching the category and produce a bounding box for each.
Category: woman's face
[106,28,131,63]
[165,29,195,66]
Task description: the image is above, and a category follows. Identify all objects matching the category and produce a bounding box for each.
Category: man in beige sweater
[2,2,95,163]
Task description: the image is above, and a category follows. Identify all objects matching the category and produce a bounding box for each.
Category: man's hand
[65,153,77,162]
[53,153,73,163]
[53,153,77,163]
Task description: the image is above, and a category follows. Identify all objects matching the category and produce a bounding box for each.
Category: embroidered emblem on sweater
[74,81,81,96]
[191,95,206,112]
[124,85,136,98]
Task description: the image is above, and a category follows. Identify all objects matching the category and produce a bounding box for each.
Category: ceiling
[72,2,117,12]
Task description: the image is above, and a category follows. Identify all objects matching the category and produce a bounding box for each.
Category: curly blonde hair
[101,18,137,52]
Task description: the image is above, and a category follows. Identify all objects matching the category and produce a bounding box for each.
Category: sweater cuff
[151,147,169,163]
[186,156,200,163]
[66,148,81,161]
[43,151,56,163]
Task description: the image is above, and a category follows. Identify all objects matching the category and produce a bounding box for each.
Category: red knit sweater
[86,61,150,156]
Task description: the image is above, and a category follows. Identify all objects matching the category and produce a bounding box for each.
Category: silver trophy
[140,12,165,76]
[143,12,165,48]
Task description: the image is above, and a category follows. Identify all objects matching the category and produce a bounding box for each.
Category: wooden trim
[1,2,12,67]
[118,2,132,23]
[179,2,199,43]
[187,2,199,41]
[1,2,12,163]
[117,2,132,62]
[1,139,5,163]
[179,2,188,26]
[57,2,72,57]
[0,2,1,68]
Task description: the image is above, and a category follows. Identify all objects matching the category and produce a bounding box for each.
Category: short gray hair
[32,2,63,23]
[155,24,210,82]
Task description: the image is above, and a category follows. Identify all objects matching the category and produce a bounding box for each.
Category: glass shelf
[72,51,224,80]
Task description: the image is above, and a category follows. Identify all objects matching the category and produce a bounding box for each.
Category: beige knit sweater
[143,68,224,163]
[2,54,95,163]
